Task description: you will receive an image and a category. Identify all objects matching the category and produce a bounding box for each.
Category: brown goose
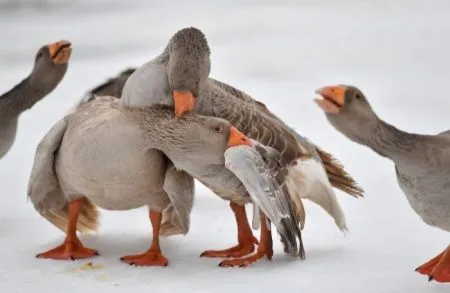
[315,85,450,283]
[121,27,363,267]
[0,40,71,159]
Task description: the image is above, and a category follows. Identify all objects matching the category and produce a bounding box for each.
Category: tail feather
[288,159,349,232]
[314,147,364,198]
[37,197,99,234]
[287,128,363,198]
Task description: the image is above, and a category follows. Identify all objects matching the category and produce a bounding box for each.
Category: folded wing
[224,142,305,258]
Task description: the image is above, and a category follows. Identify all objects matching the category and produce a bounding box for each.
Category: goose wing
[224,142,305,258]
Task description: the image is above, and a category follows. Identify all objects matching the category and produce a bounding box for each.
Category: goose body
[395,138,450,232]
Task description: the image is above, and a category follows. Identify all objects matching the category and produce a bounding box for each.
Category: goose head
[29,40,72,93]
[314,85,379,143]
[166,27,211,118]
[173,115,253,164]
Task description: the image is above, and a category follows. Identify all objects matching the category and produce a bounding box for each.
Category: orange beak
[314,85,347,114]
[47,40,72,64]
[227,126,253,148]
[173,90,196,118]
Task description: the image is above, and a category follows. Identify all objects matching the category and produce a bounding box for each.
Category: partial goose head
[121,27,211,114]
[1,40,71,110]
[28,40,72,94]
[314,85,379,144]
[166,27,211,117]
[145,108,252,165]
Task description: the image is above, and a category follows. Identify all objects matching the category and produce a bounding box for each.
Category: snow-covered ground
[0,0,448,292]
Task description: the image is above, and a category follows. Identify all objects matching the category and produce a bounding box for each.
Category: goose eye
[355,92,362,100]
[213,124,223,133]
[36,51,43,59]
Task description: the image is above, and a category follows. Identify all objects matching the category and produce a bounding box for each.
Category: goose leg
[416,245,450,283]
[201,202,258,258]
[36,198,99,260]
[219,213,273,267]
[120,210,168,266]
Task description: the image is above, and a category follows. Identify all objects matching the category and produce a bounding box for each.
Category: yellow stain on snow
[69,262,104,272]
[65,262,110,282]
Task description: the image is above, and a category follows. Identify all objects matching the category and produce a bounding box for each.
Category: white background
[0,0,448,292]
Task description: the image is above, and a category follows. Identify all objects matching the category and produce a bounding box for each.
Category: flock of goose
[0,27,448,283]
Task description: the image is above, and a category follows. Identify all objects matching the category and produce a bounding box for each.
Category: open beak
[47,40,72,64]
[227,126,253,148]
[173,90,196,118]
[314,85,347,114]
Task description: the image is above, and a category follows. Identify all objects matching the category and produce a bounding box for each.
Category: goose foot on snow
[416,245,450,283]
[201,203,258,258]
[219,213,273,268]
[36,198,99,260]
[120,210,169,267]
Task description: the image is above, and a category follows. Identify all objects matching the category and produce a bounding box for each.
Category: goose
[0,40,71,159]
[28,96,253,266]
[315,84,450,283]
[120,26,364,267]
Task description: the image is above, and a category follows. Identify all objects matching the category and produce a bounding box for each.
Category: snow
[0,0,448,292]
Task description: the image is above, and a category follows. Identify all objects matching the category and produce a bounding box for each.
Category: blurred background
[0,1,449,292]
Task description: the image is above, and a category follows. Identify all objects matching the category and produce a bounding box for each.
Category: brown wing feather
[209,91,308,165]
[209,78,254,102]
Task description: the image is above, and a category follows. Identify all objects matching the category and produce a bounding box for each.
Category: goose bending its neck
[121,27,211,117]
[0,40,71,158]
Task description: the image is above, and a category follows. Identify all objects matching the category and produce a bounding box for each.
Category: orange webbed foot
[36,239,99,260]
[429,266,450,283]
[219,213,273,268]
[416,246,450,283]
[219,251,270,268]
[200,236,258,258]
[415,252,443,276]
[120,250,168,267]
